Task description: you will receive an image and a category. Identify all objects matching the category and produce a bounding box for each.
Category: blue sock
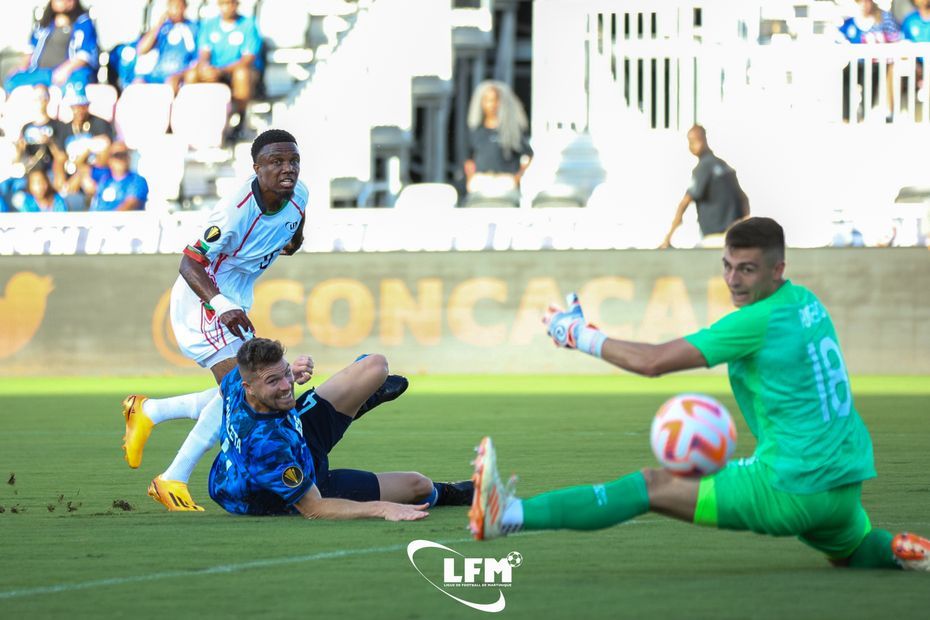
[425,485,440,508]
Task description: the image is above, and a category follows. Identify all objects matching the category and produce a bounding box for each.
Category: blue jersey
[840,13,902,44]
[21,193,67,212]
[209,368,316,515]
[149,19,198,80]
[902,11,930,42]
[197,15,261,69]
[89,167,148,211]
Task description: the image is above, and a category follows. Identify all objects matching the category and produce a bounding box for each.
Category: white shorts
[169,277,245,368]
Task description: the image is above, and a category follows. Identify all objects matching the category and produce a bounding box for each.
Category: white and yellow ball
[650,394,737,476]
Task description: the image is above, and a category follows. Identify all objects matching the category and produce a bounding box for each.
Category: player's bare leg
[315,354,389,418]
[375,472,474,507]
[640,467,700,522]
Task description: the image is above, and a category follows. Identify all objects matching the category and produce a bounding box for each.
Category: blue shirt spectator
[840,1,902,44]
[20,169,67,212]
[4,1,98,95]
[88,143,148,211]
[197,12,261,70]
[902,0,930,42]
[136,0,199,89]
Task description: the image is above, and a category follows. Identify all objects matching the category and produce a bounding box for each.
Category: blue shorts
[297,390,381,502]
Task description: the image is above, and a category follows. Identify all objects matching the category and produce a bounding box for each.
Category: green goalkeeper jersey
[685,280,875,494]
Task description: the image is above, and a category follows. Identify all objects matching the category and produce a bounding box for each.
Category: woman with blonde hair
[463,81,533,195]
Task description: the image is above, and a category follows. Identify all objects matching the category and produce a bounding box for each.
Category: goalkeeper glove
[543,293,607,358]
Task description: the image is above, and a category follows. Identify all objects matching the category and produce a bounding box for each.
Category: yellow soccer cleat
[122,395,153,469]
[148,476,205,512]
[893,532,930,571]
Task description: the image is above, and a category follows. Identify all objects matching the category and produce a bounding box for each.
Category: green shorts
[693,458,871,559]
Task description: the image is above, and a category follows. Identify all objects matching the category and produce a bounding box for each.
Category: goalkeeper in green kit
[468,217,928,571]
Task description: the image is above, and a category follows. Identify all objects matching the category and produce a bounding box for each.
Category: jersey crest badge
[282,466,304,488]
[204,226,222,242]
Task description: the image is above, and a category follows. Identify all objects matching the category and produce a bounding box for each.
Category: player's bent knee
[640,467,671,492]
[359,353,389,380]
[410,473,434,500]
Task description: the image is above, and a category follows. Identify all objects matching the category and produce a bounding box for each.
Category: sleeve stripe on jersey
[232,214,263,257]
[289,198,304,217]
[183,246,210,266]
[235,192,254,209]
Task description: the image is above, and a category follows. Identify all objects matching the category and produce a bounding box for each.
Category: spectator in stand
[55,88,113,166]
[464,81,533,198]
[83,142,149,212]
[54,87,114,209]
[4,0,98,96]
[660,125,749,249]
[17,86,66,179]
[839,0,903,121]
[903,0,930,41]
[185,0,261,141]
[20,168,67,212]
[135,0,199,93]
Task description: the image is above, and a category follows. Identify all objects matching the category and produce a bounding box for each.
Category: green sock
[522,472,650,531]
[846,529,898,569]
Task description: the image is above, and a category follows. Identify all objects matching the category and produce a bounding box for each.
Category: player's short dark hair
[725,217,785,264]
[237,338,285,374]
[251,129,297,162]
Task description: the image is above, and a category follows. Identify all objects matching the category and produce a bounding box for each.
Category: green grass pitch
[1,375,928,619]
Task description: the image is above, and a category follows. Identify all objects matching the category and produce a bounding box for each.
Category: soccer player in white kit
[121,129,309,510]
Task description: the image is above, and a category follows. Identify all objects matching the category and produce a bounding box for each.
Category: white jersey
[169,176,308,365]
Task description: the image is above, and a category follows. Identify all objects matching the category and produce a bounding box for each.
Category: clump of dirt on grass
[7,472,15,485]
[111,499,134,511]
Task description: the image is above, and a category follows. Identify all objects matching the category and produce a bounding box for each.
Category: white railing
[535,0,930,133]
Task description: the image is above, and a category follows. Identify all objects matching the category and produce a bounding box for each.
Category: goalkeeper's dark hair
[251,129,297,162]
[237,338,286,374]
[725,217,785,265]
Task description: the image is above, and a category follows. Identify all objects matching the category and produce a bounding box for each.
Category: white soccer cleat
[893,532,930,571]
[468,436,517,541]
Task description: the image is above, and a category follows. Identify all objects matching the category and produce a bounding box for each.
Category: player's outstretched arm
[295,484,429,522]
[179,254,255,339]
[544,293,707,377]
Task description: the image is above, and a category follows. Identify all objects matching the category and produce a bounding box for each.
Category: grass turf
[0,375,928,619]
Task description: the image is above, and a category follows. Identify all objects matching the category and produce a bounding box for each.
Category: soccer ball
[649,394,736,476]
[506,551,523,568]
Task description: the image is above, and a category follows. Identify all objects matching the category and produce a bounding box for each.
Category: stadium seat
[137,134,187,203]
[114,83,174,149]
[0,86,43,141]
[394,183,458,210]
[170,83,231,149]
[85,83,118,122]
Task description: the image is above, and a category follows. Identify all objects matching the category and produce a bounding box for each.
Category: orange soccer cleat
[468,437,517,541]
[892,532,930,571]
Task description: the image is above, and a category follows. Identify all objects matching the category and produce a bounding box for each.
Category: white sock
[501,498,525,533]
[161,393,223,483]
[143,388,219,425]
